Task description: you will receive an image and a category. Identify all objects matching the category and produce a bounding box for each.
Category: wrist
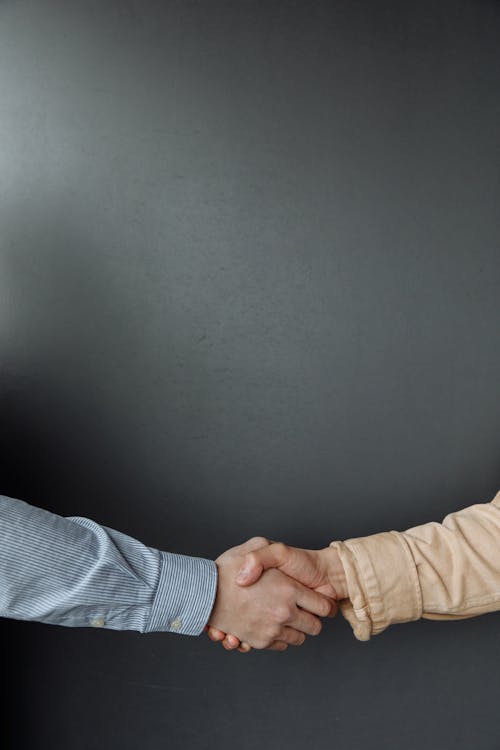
[208,558,229,630]
[322,546,348,600]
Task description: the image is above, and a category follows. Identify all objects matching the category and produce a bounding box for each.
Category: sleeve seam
[392,530,423,619]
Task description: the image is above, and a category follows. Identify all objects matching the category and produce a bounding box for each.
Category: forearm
[330,489,500,641]
[0,494,217,635]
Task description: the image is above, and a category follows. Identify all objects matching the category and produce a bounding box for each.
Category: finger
[295,585,334,618]
[225,634,241,649]
[328,600,339,618]
[277,627,307,646]
[288,608,323,637]
[267,641,288,652]
[236,542,290,586]
[222,635,240,650]
[207,627,226,642]
[207,627,226,641]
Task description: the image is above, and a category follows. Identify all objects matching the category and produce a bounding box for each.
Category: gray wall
[1,1,499,748]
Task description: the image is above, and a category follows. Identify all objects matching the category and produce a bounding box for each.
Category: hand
[207,542,346,651]
[236,543,348,600]
[207,537,335,653]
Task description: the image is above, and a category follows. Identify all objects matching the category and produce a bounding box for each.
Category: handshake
[206,537,348,653]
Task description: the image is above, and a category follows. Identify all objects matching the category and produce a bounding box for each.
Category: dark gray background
[1,1,499,748]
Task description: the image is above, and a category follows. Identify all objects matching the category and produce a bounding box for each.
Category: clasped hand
[207,537,347,653]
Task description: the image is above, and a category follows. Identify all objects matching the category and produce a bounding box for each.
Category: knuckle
[248,536,268,546]
[274,604,291,623]
[273,542,288,556]
[269,622,282,639]
[255,627,277,648]
[253,642,265,650]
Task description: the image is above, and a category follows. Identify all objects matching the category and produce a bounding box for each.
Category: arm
[0,494,332,650]
[219,489,500,643]
[0,494,216,635]
[331,488,500,640]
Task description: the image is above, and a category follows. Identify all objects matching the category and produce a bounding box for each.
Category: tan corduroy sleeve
[329,490,500,641]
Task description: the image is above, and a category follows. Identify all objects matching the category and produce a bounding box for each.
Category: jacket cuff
[330,531,422,641]
[146,552,218,636]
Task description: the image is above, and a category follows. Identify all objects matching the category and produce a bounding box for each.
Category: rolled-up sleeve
[330,489,500,641]
[0,494,217,636]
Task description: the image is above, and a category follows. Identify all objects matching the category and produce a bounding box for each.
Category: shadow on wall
[0,196,165,526]
[0,194,260,559]
[0,195,199,748]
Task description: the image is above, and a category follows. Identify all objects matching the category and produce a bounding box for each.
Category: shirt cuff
[146,552,218,636]
[330,531,422,641]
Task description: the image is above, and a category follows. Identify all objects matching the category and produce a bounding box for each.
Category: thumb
[236,543,289,586]
[237,536,270,554]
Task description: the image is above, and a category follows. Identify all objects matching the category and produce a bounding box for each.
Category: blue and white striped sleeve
[0,494,218,636]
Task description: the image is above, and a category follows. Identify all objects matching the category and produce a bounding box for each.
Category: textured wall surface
[1,2,499,748]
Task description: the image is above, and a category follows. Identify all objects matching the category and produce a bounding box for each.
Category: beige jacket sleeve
[330,490,500,641]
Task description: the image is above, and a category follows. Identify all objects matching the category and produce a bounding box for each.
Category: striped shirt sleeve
[0,494,218,636]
